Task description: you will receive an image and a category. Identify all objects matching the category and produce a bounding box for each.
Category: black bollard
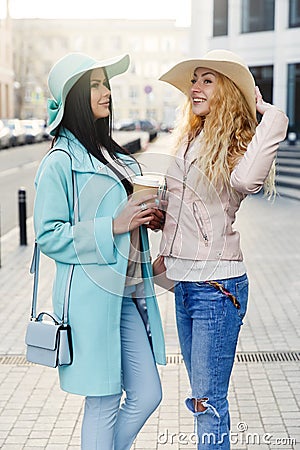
[18,188,27,246]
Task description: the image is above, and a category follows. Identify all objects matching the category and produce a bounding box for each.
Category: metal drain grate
[0,355,32,366]
[166,351,300,365]
[235,351,300,363]
[166,354,184,365]
[0,352,299,366]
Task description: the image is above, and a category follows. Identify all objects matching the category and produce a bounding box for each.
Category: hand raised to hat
[255,86,275,115]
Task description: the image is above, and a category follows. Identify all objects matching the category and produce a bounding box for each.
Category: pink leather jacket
[159,107,289,262]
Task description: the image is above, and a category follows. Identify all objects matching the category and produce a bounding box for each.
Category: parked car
[21,119,45,144]
[0,120,11,149]
[115,120,136,131]
[137,119,157,131]
[2,119,27,147]
[115,119,157,132]
[159,122,174,133]
[35,119,51,141]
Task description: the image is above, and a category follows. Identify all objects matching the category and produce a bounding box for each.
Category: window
[250,65,273,103]
[287,63,300,133]
[129,109,139,120]
[111,35,122,51]
[74,35,84,52]
[5,84,9,116]
[129,86,139,104]
[146,109,156,121]
[129,38,141,52]
[241,0,275,33]
[144,61,159,78]
[289,0,300,27]
[111,85,121,101]
[144,37,159,52]
[161,37,175,52]
[213,0,228,36]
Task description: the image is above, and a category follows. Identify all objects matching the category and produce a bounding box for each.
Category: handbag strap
[30,152,78,325]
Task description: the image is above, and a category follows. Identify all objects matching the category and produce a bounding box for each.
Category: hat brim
[159,58,256,120]
[48,53,130,135]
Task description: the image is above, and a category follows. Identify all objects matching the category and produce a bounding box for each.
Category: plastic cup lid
[132,175,160,187]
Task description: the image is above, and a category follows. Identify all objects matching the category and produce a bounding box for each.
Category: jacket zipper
[192,202,209,247]
[169,142,203,256]
[169,173,188,256]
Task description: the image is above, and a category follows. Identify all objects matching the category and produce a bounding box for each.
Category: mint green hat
[47,52,130,136]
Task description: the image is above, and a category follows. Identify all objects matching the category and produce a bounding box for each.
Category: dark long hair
[52,69,134,194]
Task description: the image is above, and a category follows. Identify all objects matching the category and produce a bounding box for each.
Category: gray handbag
[25,164,78,368]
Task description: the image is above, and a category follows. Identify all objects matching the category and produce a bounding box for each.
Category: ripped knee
[193,397,208,412]
[185,397,220,418]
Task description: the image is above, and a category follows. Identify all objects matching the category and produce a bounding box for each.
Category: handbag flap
[25,321,60,350]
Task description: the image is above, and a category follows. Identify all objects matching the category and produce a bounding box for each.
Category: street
[0,142,50,236]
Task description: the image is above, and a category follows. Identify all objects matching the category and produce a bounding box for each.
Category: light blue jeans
[81,285,162,450]
[175,274,248,450]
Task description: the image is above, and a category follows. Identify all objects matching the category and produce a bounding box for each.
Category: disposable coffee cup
[132,175,160,203]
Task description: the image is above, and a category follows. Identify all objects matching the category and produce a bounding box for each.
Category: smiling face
[190,67,218,116]
[90,67,111,120]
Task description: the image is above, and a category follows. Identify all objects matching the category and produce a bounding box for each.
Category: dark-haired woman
[34,52,165,449]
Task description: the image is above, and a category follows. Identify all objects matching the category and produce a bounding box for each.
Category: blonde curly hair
[172,72,276,198]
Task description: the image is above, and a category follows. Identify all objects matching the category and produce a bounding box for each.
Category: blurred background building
[0,0,14,118]
[11,18,188,127]
[190,0,300,136]
[1,0,300,135]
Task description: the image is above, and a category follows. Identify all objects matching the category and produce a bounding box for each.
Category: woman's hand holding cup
[113,175,168,234]
[113,192,158,234]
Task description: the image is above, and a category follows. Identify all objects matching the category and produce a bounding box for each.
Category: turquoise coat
[34,129,166,396]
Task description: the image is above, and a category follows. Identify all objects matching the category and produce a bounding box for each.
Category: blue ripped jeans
[175,274,248,450]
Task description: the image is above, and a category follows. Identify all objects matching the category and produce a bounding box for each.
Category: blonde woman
[156,50,288,449]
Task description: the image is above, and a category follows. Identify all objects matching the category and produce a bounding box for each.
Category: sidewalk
[0,137,299,448]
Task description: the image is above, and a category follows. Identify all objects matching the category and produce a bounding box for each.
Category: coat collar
[53,128,140,175]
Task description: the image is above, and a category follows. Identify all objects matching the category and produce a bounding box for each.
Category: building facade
[2,3,300,133]
[12,18,188,125]
[0,0,14,118]
[190,0,300,134]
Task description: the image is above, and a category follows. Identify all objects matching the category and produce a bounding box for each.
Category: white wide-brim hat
[159,49,256,120]
[47,52,130,135]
